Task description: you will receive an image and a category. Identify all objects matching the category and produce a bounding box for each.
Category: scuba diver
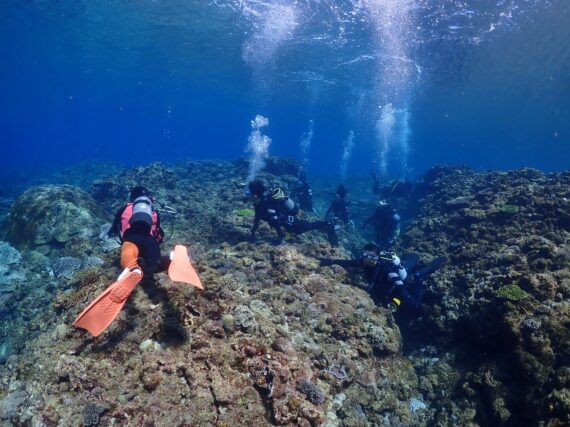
[291,169,315,213]
[107,186,168,273]
[320,243,446,312]
[363,201,400,250]
[325,184,351,226]
[247,180,285,244]
[247,180,338,246]
[371,167,414,199]
[73,186,203,337]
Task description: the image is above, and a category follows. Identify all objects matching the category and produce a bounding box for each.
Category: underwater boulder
[2,185,110,252]
[0,241,24,287]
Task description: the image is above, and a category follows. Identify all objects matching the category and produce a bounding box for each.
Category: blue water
[1,0,569,183]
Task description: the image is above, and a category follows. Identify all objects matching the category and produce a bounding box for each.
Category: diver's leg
[401,280,423,310]
[137,235,164,274]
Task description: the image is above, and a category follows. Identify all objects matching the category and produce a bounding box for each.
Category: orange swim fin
[73,269,143,337]
[168,245,204,289]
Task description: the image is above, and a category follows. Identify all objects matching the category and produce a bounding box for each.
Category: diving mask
[362,252,379,267]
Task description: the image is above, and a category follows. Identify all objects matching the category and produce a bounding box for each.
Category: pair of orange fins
[73,245,203,337]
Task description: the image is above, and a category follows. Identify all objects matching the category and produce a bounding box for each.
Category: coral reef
[398,166,570,427]
[1,185,110,254]
[296,379,325,405]
[0,160,568,426]
[0,241,24,287]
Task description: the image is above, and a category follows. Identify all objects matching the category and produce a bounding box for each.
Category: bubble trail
[340,130,355,183]
[246,115,271,182]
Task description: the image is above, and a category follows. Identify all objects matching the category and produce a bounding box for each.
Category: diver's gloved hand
[271,237,284,246]
[319,258,333,267]
[387,298,400,313]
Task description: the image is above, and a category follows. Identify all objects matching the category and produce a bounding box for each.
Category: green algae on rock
[499,204,520,214]
[496,284,528,301]
[234,208,255,217]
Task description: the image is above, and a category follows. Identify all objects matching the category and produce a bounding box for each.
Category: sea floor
[0,159,569,426]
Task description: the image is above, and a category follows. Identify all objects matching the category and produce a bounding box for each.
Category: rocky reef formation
[397,166,570,427]
[1,185,111,254]
[0,160,568,426]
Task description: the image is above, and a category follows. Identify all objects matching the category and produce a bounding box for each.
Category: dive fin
[168,245,204,289]
[417,256,447,278]
[73,270,142,337]
[402,253,420,272]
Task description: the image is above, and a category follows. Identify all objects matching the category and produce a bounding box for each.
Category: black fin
[402,254,420,272]
[417,256,447,278]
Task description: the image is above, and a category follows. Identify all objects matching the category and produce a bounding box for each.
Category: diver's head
[272,187,286,200]
[130,186,152,202]
[362,242,381,267]
[248,180,266,198]
[336,185,347,197]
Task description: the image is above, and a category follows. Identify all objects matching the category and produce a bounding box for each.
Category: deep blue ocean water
[1,0,569,184]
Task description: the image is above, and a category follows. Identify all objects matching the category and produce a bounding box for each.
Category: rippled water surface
[1,0,568,179]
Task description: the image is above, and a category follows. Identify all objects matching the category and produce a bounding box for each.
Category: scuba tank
[130,196,154,226]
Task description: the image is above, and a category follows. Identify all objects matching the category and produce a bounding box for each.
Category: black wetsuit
[275,197,337,245]
[326,195,350,224]
[109,206,168,274]
[251,195,285,241]
[252,195,337,245]
[322,256,423,310]
[363,205,400,250]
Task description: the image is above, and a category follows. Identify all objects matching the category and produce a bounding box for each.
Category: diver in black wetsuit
[363,201,400,250]
[246,180,338,246]
[247,180,285,244]
[292,170,315,213]
[320,243,446,312]
[371,167,414,199]
[270,187,338,246]
[326,184,351,226]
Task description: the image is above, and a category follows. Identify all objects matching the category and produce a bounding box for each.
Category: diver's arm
[251,218,261,238]
[156,213,165,244]
[251,207,262,238]
[320,258,362,269]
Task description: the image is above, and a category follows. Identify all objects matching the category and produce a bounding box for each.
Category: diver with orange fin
[73,186,203,337]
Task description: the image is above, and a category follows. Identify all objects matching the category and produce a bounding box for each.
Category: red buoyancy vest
[120,203,161,242]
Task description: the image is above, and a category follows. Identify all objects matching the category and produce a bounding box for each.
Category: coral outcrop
[1,185,110,254]
[398,167,570,427]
